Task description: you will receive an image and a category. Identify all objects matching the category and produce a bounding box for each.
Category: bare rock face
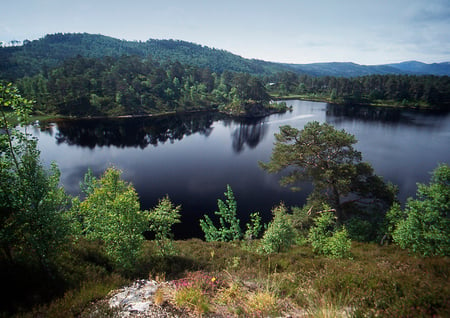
[108,280,159,315]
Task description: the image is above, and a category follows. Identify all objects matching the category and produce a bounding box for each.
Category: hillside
[283,62,406,77]
[1,33,449,81]
[0,33,285,80]
[388,61,450,76]
[283,61,450,77]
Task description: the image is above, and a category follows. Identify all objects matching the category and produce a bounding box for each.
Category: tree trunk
[331,184,344,223]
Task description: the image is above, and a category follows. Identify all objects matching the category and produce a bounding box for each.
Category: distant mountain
[282,62,407,77]
[387,61,450,76]
[0,33,449,80]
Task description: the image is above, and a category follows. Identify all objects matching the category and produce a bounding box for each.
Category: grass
[3,239,449,317]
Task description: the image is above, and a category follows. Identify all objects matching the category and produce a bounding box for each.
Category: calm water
[31,101,450,238]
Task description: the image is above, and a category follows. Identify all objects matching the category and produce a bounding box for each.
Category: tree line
[15,55,286,117]
[266,71,450,110]
[13,57,450,118]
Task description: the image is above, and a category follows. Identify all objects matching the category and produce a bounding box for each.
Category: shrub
[148,195,181,256]
[391,164,450,256]
[260,203,296,254]
[308,209,351,258]
[77,167,148,270]
[0,83,72,271]
[244,212,263,240]
[345,217,373,242]
[200,185,242,242]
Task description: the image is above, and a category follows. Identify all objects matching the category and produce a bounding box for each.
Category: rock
[109,279,158,314]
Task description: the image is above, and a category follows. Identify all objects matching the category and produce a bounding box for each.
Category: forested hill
[1,33,450,80]
[0,33,285,80]
[282,61,450,77]
[283,62,404,77]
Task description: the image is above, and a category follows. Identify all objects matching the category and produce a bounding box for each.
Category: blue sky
[2,0,449,64]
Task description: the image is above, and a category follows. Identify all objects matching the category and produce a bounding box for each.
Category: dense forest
[266,71,450,110]
[0,33,284,80]
[14,57,450,116]
[14,55,288,117]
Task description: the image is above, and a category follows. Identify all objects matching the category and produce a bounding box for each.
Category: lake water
[31,100,450,238]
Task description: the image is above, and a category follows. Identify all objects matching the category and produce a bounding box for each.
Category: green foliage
[260,203,296,254]
[79,167,95,196]
[267,71,450,110]
[391,164,450,256]
[0,82,72,269]
[308,209,351,258]
[12,53,278,117]
[0,33,283,80]
[290,205,314,234]
[384,202,404,241]
[148,195,181,256]
[261,122,396,223]
[244,212,263,240]
[200,185,242,242]
[77,167,148,270]
[344,217,375,242]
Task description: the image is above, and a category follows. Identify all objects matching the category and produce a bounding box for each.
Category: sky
[1,0,449,65]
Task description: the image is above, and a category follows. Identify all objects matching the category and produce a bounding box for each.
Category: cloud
[405,0,450,23]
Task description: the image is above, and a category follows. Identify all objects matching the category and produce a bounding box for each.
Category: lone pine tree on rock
[260,121,396,223]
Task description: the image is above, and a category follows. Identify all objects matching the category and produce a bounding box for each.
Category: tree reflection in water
[53,113,218,149]
[50,112,269,153]
[232,119,267,153]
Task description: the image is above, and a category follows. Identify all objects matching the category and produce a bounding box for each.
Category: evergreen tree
[260,122,396,222]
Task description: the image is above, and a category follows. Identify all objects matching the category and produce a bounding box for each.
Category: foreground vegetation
[3,239,448,317]
[1,83,449,317]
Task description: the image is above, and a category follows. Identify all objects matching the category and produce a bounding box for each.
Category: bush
[244,212,263,240]
[77,167,148,270]
[345,217,374,242]
[260,203,296,254]
[148,195,181,256]
[200,185,242,242]
[308,209,351,258]
[391,164,450,256]
[0,83,72,271]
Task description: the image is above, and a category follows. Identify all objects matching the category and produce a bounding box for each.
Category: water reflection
[232,120,267,153]
[52,113,217,149]
[326,103,448,128]
[44,113,270,153]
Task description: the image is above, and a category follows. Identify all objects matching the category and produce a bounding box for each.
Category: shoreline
[271,94,444,111]
[33,102,290,122]
[31,98,446,123]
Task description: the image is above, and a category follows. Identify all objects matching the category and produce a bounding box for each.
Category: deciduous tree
[389,164,450,256]
[148,195,181,256]
[0,83,71,270]
[77,167,148,270]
